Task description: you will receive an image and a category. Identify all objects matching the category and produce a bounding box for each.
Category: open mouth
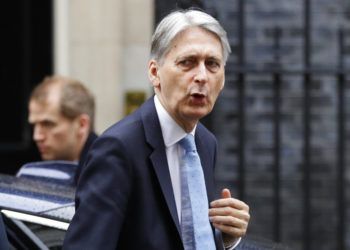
[190,93,206,104]
[191,93,205,98]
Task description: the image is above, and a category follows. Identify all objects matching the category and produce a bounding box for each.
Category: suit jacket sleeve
[63,134,132,250]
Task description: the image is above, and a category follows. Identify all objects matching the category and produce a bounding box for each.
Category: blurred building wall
[54,0,154,133]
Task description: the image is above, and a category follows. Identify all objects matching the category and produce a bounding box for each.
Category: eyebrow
[206,56,222,62]
[175,53,222,62]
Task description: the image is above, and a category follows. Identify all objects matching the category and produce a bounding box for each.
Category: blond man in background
[28,76,97,184]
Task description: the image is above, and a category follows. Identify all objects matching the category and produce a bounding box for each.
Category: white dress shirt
[154,95,192,218]
[154,96,240,249]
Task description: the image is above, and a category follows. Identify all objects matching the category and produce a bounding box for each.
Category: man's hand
[209,188,250,246]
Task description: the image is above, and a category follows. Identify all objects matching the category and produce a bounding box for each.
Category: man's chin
[184,109,210,121]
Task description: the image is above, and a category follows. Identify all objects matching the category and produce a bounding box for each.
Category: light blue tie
[179,134,216,250]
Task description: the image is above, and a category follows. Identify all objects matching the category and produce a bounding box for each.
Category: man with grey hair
[64,9,249,249]
[28,76,97,184]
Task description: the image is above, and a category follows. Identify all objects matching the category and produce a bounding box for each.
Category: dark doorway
[0,0,53,174]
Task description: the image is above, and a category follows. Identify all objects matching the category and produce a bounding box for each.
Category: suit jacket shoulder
[64,98,183,250]
[64,97,222,250]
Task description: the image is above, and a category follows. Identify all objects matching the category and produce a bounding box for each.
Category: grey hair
[150,9,231,63]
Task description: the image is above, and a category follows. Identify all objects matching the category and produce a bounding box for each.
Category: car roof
[0,174,75,224]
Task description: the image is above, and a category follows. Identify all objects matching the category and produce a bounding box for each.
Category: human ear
[77,114,91,135]
[148,59,160,88]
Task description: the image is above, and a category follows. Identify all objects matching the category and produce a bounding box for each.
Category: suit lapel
[195,126,216,203]
[141,98,181,235]
[140,98,222,248]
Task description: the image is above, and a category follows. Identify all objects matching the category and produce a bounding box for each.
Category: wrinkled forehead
[163,27,223,60]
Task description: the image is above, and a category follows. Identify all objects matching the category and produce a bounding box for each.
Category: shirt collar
[154,95,196,147]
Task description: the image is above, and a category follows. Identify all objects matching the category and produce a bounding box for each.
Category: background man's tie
[179,134,216,250]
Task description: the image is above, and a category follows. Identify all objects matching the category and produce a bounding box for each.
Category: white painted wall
[54,0,154,133]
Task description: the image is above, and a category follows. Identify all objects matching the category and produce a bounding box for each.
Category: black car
[0,161,76,249]
[0,161,288,250]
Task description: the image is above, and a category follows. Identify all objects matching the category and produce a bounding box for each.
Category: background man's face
[28,92,81,161]
[152,27,225,129]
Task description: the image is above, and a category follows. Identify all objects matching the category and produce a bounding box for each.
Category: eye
[41,120,56,129]
[205,59,221,72]
[177,58,196,69]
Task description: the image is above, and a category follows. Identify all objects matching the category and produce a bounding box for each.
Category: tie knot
[179,134,196,152]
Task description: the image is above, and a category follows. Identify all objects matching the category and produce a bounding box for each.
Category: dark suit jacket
[63,97,224,250]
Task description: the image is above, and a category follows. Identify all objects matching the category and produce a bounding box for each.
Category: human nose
[33,125,45,142]
[193,62,208,84]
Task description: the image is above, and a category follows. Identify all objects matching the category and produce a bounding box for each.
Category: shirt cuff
[225,237,241,250]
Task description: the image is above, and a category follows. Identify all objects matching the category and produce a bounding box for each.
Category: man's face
[28,92,81,161]
[149,27,225,131]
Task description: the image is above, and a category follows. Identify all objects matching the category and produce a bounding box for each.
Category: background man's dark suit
[74,132,98,184]
[63,98,224,250]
